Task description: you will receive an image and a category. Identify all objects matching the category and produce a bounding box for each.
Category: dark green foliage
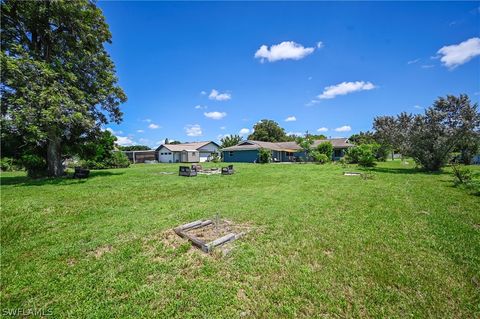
[248,119,288,142]
[118,145,151,151]
[0,157,15,171]
[258,148,272,163]
[1,0,127,176]
[349,131,376,145]
[374,95,480,171]
[81,152,129,169]
[220,135,243,148]
[311,152,329,164]
[316,142,333,159]
[21,154,47,177]
[451,164,472,185]
[345,144,378,167]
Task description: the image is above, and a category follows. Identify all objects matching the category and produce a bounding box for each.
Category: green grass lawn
[1,161,479,318]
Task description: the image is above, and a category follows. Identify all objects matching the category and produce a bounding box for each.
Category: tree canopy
[373,94,480,171]
[1,0,126,176]
[118,145,151,151]
[220,134,243,148]
[248,119,288,142]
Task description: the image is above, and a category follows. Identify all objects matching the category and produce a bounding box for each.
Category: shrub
[258,148,272,163]
[106,152,130,168]
[1,157,14,171]
[21,154,47,177]
[211,153,221,163]
[80,152,130,169]
[316,142,333,159]
[312,151,329,164]
[451,163,472,185]
[346,144,377,167]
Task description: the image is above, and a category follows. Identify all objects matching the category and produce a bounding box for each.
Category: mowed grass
[1,161,479,318]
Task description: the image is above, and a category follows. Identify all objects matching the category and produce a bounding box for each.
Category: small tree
[357,144,378,167]
[316,142,333,160]
[296,135,314,161]
[220,134,243,148]
[258,148,272,163]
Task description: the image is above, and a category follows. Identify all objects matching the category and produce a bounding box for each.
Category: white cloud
[136,129,145,133]
[239,128,250,135]
[308,76,313,80]
[143,118,152,123]
[413,105,423,109]
[306,99,320,106]
[421,64,434,69]
[209,89,231,101]
[317,127,328,132]
[105,127,123,135]
[254,41,315,63]
[334,125,352,132]
[200,91,207,95]
[318,81,376,99]
[185,124,202,137]
[148,123,160,129]
[116,136,134,146]
[437,37,480,68]
[285,116,296,122]
[316,41,324,49]
[407,58,420,64]
[204,111,227,120]
[220,126,226,130]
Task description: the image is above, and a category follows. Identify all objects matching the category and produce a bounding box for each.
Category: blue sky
[98,1,480,147]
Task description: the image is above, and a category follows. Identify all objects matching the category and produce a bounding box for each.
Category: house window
[285,152,293,157]
[168,152,172,155]
[334,149,342,157]
[229,151,234,157]
[191,152,196,157]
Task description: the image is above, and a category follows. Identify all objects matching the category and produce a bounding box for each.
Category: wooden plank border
[173,220,243,253]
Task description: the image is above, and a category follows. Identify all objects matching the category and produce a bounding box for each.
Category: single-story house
[221,138,354,163]
[155,141,220,163]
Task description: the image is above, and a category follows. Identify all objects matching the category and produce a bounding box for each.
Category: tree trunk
[47,134,63,177]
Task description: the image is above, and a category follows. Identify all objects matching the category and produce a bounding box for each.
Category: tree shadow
[370,166,448,176]
[0,170,124,187]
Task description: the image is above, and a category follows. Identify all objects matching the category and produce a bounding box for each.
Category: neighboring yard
[1,161,479,318]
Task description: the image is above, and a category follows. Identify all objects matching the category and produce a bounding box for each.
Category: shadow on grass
[0,170,124,186]
[370,166,448,175]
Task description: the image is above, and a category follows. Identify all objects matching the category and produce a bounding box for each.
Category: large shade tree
[247,119,288,142]
[1,0,127,176]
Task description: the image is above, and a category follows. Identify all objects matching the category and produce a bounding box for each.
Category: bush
[1,157,14,171]
[211,153,221,163]
[316,142,333,159]
[312,151,329,164]
[258,148,272,163]
[346,144,377,167]
[451,163,472,185]
[105,152,130,168]
[80,152,130,169]
[21,154,47,177]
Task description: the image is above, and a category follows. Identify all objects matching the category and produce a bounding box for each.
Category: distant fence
[118,150,157,163]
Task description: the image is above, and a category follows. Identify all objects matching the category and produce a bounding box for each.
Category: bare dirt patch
[186,219,251,243]
[89,244,113,259]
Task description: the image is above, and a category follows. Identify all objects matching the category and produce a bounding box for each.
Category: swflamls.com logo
[2,307,53,317]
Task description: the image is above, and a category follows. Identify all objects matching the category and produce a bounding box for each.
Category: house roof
[155,141,219,152]
[221,138,354,152]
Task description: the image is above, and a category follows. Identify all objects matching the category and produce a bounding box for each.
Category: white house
[155,141,220,163]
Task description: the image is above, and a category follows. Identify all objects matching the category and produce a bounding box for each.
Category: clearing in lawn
[1,161,479,317]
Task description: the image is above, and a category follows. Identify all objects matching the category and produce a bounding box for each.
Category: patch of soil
[89,244,113,259]
[185,219,251,243]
